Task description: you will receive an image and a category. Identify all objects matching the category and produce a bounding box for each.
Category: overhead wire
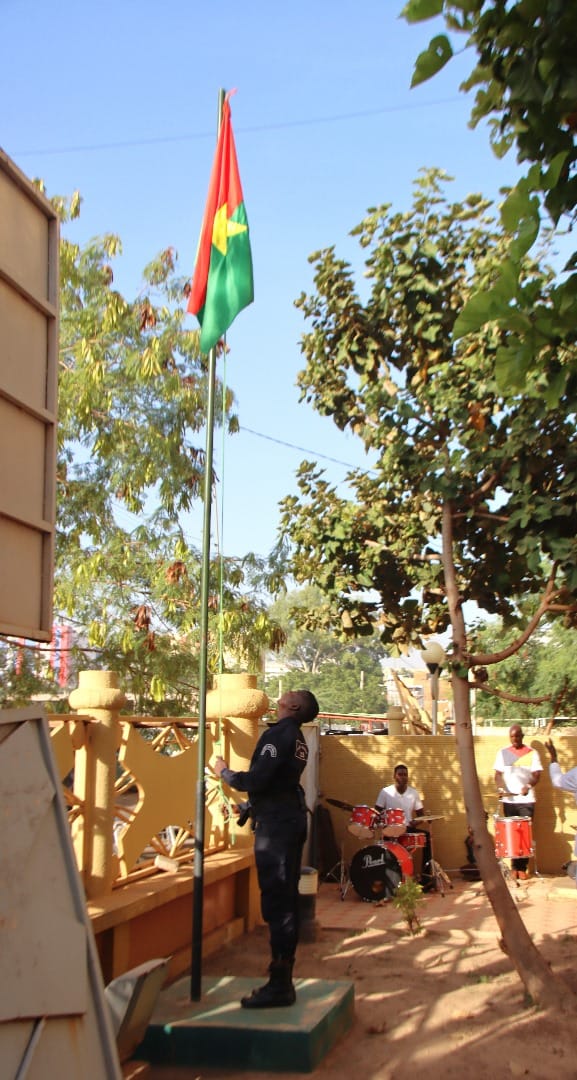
[107,421,378,546]
[13,97,462,158]
[239,425,379,475]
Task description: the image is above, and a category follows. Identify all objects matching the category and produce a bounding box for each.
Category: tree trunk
[442,502,577,1012]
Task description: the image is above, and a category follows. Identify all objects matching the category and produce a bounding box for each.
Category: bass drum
[349,843,413,902]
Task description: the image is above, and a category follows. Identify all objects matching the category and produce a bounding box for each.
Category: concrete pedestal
[136,974,354,1073]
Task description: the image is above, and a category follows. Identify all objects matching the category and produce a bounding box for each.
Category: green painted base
[136,975,355,1073]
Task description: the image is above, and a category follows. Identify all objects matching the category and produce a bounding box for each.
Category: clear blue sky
[2,0,524,561]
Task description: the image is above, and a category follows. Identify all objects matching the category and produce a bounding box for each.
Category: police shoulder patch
[260,742,278,758]
[295,740,308,761]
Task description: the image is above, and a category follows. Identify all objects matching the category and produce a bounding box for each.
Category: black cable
[13,98,461,158]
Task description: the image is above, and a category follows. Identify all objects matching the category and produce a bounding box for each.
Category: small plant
[392,878,426,934]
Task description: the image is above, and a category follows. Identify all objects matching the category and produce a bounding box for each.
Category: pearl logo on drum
[362,851,388,869]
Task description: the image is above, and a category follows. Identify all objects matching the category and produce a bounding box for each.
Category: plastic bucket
[298,867,319,942]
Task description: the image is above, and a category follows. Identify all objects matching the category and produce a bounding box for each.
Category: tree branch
[466,566,559,667]
[453,510,510,523]
[463,470,501,504]
[470,682,553,705]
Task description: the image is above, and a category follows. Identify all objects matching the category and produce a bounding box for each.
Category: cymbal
[326,797,355,812]
[413,814,444,823]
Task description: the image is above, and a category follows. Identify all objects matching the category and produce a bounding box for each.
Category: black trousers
[503,802,534,871]
[254,816,307,957]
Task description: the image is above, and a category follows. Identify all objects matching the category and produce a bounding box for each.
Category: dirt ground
[149,877,577,1080]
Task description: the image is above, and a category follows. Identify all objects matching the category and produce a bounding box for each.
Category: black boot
[241,955,296,1009]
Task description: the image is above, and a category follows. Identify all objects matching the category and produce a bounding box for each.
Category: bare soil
[149,877,577,1080]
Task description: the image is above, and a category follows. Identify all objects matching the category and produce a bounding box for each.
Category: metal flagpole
[190,87,225,1003]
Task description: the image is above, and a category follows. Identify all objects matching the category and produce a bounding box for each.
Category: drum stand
[324,839,352,900]
[496,847,540,883]
[495,845,538,884]
[429,857,452,896]
[428,828,453,897]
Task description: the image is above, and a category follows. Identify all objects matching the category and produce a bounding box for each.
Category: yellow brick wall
[319,733,577,875]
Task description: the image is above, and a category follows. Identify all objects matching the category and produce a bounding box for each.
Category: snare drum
[381,807,407,838]
[348,805,379,839]
[494,816,533,859]
[399,831,427,851]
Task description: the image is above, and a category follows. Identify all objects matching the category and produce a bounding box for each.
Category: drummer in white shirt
[375,763,433,890]
[493,724,543,880]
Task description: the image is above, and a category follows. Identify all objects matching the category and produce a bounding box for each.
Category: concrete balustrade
[55,669,268,982]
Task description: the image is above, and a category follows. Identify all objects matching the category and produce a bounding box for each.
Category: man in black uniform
[213,688,319,1008]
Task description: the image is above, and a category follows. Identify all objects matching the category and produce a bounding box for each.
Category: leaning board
[0,707,121,1078]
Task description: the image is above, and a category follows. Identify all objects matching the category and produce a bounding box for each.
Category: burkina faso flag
[187,92,254,353]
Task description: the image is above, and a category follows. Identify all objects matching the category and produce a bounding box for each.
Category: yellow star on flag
[212,203,248,256]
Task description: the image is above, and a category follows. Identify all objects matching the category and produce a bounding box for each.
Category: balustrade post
[68,670,127,898]
[206,673,269,850]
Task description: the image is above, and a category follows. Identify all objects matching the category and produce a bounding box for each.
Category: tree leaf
[453,289,507,337]
[509,213,540,261]
[494,341,534,393]
[401,0,444,23]
[410,35,453,88]
[500,185,535,233]
[543,151,569,191]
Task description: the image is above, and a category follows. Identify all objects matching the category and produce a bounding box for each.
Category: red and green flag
[187,92,254,353]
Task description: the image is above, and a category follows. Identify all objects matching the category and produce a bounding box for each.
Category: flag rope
[213,347,240,845]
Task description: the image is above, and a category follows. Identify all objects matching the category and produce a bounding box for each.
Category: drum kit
[326,796,538,899]
[326,798,444,902]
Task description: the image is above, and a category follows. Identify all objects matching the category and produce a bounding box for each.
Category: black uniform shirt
[220,715,308,822]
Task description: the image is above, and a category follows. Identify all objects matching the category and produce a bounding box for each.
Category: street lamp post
[420,642,447,735]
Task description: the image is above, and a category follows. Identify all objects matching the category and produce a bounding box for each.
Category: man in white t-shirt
[375,763,424,825]
[375,763,433,890]
[493,724,543,880]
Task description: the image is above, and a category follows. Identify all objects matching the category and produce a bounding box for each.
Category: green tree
[4,191,282,713]
[468,617,546,721]
[531,621,577,717]
[280,170,577,1008]
[402,0,577,396]
[0,640,57,710]
[265,655,387,718]
[267,586,347,674]
[265,586,388,715]
[56,528,279,714]
[306,651,387,716]
[470,616,577,722]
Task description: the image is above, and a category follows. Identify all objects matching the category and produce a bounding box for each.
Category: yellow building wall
[319,733,577,875]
